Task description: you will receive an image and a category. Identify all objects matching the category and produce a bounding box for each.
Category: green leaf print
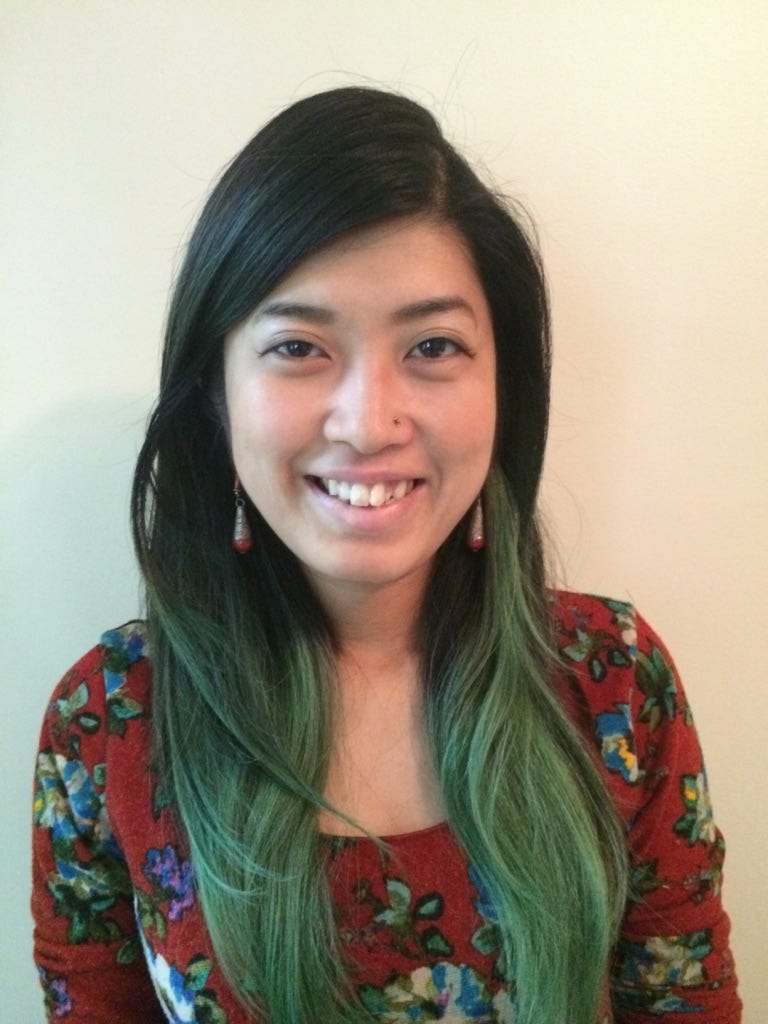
[414,893,444,919]
[386,878,412,915]
[608,648,633,668]
[422,928,453,956]
[46,850,131,945]
[75,711,101,734]
[88,917,123,943]
[195,992,230,1024]
[636,645,677,730]
[106,694,142,737]
[561,625,603,665]
[589,656,606,682]
[629,859,664,900]
[674,774,716,846]
[365,876,453,961]
[560,625,631,683]
[184,955,212,992]
[471,921,498,956]
[136,888,168,941]
[54,682,90,726]
[117,936,140,964]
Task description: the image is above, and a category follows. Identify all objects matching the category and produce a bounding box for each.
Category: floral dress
[32,592,741,1022]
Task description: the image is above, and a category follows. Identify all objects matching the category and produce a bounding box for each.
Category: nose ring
[393,417,401,426]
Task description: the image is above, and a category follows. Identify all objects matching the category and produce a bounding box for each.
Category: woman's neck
[310,564,445,836]
[309,566,428,671]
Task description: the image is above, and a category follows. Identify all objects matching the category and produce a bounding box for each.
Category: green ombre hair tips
[132,87,628,1023]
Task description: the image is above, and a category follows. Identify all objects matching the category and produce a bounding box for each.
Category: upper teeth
[321,478,413,507]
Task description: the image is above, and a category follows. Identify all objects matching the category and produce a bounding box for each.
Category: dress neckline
[320,819,450,846]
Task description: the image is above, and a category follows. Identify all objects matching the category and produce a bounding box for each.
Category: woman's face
[223,217,497,604]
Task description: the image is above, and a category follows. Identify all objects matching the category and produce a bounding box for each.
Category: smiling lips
[317,477,416,508]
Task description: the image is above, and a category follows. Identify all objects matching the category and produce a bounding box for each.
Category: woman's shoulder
[41,621,153,756]
[551,588,638,638]
[548,589,687,792]
[54,620,150,689]
[549,589,673,687]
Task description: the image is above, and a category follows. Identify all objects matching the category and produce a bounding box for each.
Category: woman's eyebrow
[255,300,335,324]
[390,296,477,324]
[254,295,477,326]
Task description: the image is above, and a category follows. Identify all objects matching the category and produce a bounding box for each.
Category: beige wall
[3,2,766,1019]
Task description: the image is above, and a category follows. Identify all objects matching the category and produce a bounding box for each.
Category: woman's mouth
[314,477,417,508]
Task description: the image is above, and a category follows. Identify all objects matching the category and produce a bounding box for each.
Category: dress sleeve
[32,645,166,1023]
[610,611,741,1023]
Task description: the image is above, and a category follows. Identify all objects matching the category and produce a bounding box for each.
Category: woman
[32,87,740,1024]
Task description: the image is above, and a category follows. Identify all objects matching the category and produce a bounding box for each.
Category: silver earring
[467,497,485,551]
[232,475,253,554]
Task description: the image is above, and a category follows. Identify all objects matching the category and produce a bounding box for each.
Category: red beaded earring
[232,475,253,554]
[467,497,485,551]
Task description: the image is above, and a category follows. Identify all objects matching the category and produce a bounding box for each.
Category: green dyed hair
[132,87,627,1023]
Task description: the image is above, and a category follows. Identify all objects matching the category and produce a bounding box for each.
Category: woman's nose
[323,359,410,453]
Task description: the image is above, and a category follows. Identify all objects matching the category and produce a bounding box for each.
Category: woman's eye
[410,336,463,359]
[270,339,322,359]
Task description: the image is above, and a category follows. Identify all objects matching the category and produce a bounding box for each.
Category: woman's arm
[556,593,741,1022]
[32,644,166,1023]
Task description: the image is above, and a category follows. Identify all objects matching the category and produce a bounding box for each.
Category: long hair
[132,87,627,1023]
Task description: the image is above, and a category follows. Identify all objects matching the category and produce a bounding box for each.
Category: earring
[467,496,485,551]
[232,475,253,554]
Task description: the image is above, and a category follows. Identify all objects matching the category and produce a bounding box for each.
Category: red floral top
[32,592,741,1022]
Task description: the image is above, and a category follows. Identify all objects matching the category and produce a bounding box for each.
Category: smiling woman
[31,88,741,1024]
[223,218,496,599]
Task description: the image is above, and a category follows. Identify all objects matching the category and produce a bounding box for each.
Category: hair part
[132,87,626,1024]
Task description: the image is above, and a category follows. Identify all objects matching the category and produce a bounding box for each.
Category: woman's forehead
[254,216,485,316]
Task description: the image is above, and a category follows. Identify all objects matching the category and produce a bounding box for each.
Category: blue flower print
[360,962,514,1021]
[139,923,228,1023]
[100,624,147,666]
[596,703,641,784]
[34,752,117,854]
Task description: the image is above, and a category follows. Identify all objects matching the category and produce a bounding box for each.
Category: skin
[223,216,497,834]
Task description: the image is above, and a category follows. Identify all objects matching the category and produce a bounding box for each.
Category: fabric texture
[32,592,741,1022]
